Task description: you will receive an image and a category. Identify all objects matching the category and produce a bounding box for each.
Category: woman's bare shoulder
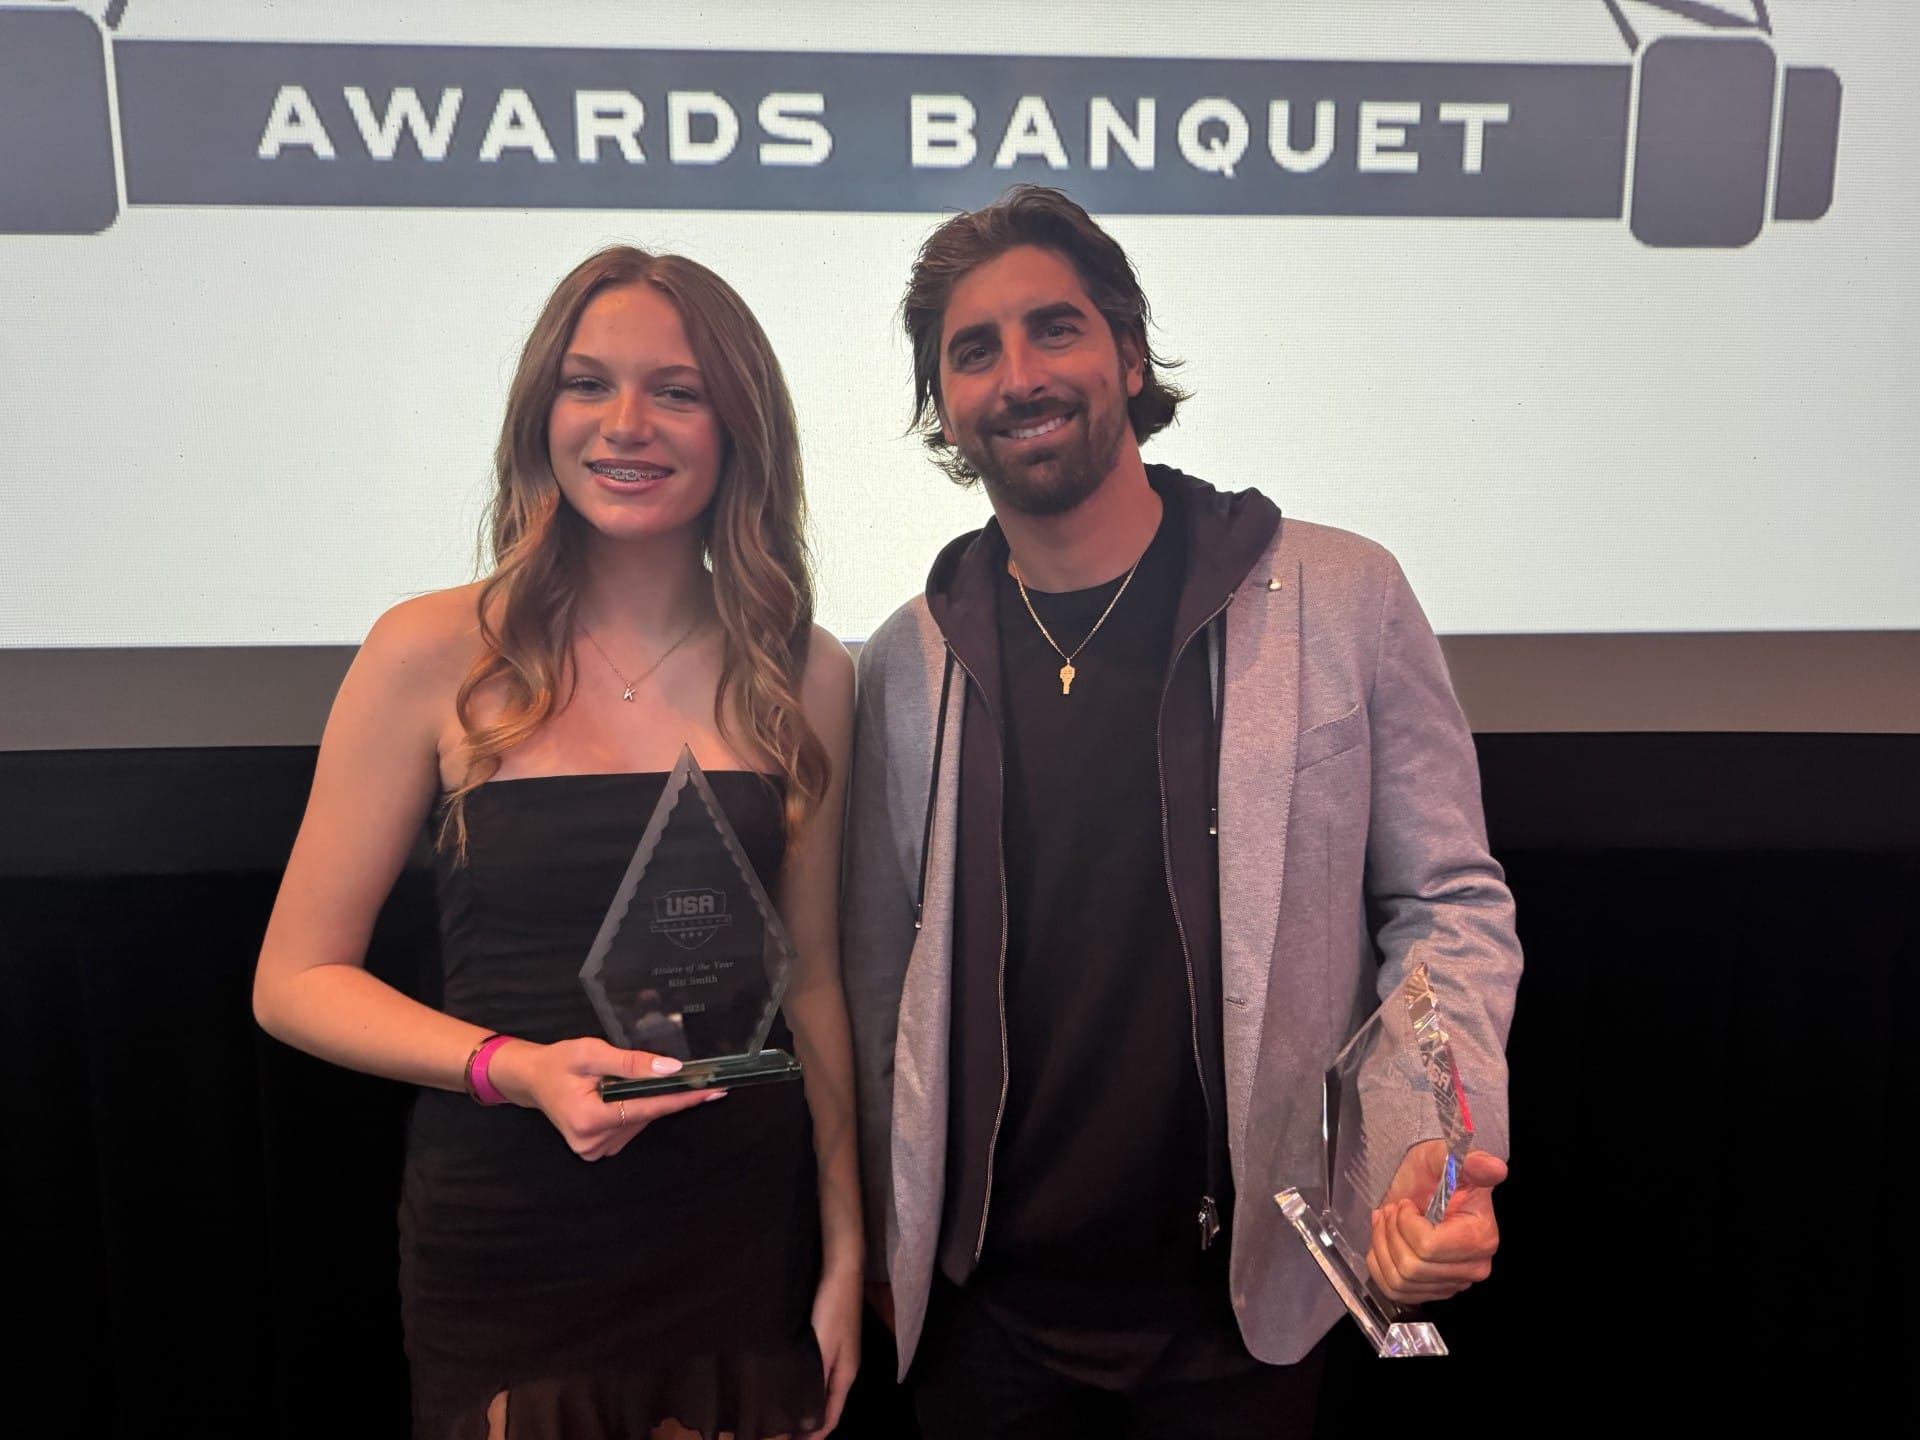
[801,623,853,691]
[353,582,489,694]
[798,624,854,732]
[802,624,853,683]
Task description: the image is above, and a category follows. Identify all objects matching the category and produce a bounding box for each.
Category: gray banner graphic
[112,44,1629,218]
[0,8,1843,246]
[0,7,116,234]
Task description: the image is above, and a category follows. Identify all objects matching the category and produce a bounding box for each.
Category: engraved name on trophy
[1274,963,1475,1358]
[581,747,803,1100]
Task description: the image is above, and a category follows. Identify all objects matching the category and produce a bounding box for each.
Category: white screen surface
[2,0,1914,654]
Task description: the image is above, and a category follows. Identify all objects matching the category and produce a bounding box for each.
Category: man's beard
[959,391,1129,518]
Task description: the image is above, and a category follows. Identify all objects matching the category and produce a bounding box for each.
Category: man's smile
[991,405,1079,447]
[1003,413,1071,441]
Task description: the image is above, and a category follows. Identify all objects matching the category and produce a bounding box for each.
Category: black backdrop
[4,733,1914,1435]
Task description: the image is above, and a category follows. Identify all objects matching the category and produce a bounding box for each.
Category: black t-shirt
[971,499,1240,1381]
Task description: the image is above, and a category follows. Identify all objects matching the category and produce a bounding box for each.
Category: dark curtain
[3,736,1912,1435]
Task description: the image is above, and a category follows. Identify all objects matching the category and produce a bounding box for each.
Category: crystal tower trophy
[581,747,803,1100]
[1274,963,1476,1357]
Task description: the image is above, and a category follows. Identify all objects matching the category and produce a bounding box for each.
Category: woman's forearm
[255,960,489,1092]
[786,976,865,1276]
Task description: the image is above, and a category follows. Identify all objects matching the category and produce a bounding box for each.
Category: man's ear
[1120,330,1146,399]
[936,397,955,446]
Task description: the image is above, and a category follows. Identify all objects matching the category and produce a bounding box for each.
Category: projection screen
[3,0,1915,743]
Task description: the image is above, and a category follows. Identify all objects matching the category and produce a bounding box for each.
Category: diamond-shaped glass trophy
[580,747,803,1100]
[1274,963,1475,1358]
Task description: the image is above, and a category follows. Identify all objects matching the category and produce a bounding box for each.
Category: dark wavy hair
[901,184,1188,484]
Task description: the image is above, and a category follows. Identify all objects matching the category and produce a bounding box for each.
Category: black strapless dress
[401,773,824,1440]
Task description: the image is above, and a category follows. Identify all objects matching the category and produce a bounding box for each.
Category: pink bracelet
[463,1033,515,1106]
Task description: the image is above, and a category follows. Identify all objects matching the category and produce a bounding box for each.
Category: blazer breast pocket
[1295,703,1365,772]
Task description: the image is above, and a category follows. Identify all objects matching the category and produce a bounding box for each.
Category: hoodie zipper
[941,642,1014,1265]
[949,582,1233,1263]
[1158,596,1233,1250]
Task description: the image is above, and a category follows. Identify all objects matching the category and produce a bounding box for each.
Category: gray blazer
[843,515,1523,1374]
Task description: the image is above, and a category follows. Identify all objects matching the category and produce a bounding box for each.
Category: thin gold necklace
[580,614,706,701]
[1010,557,1142,696]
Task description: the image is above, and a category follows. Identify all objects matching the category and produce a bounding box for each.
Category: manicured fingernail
[704,1090,728,1101]
[650,1057,682,1075]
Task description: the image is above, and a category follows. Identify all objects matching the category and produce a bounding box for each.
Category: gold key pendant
[1059,662,1076,695]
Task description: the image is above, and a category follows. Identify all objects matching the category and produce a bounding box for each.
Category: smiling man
[843,186,1523,1436]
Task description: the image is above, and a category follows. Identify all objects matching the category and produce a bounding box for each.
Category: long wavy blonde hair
[441,246,827,854]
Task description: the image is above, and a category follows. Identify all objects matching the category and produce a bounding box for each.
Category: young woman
[254,247,860,1439]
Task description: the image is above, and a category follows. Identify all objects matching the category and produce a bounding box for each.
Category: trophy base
[1276,1188,1449,1358]
[599,1049,803,1100]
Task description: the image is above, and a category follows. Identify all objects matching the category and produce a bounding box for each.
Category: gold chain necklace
[580,615,706,702]
[1010,556,1142,696]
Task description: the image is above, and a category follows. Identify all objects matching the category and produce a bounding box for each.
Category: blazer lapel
[1217,550,1302,1155]
[888,655,963,1370]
